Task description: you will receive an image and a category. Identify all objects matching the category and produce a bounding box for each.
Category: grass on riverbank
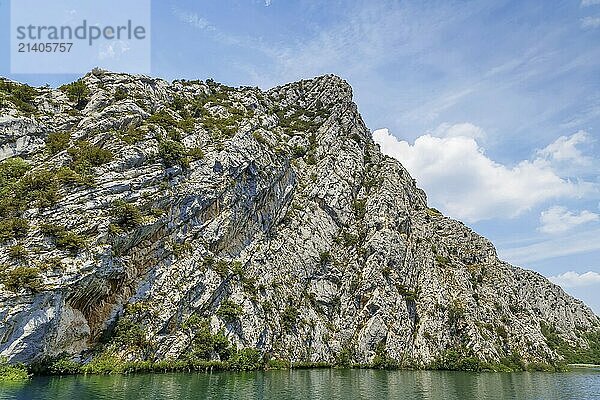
[11,349,566,379]
[0,357,30,382]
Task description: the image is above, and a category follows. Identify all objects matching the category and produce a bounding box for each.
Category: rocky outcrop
[0,70,598,368]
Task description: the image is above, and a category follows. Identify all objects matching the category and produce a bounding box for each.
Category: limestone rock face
[0,70,598,366]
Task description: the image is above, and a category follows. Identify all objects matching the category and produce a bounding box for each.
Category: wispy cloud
[241,1,491,87]
[500,228,600,264]
[549,271,600,288]
[581,0,600,7]
[581,16,600,28]
[172,7,214,30]
[98,41,130,60]
[539,206,599,234]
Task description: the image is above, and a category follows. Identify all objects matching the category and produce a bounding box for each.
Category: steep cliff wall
[0,70,598,370]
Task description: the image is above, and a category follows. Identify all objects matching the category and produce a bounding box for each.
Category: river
[2,368,600,400]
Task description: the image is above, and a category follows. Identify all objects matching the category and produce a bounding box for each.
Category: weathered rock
[0,70,598,367]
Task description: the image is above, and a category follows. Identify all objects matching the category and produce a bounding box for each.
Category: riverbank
[0,358,29,382]
[0,350,568,383]
[568,363,600,369]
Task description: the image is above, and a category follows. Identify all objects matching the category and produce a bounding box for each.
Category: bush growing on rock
[15,169,60,208]
[68,141,113,172]
[0,218,29,241]
[40,223,85,254]
[148,109,177,129]
[110,200,144,230]
[0,157,31,193]
[113,88,128,101]
[0,266,42,292]
[281,304,299,331]
[114,318,148,348]
[0,81,37,114]
[158,139,188,168]
[182,316,232,362]
[119,125,146,144]
[177,117,195,133]
[229,348,263,371]
[187,147,205,161]
[8,245,28,260]
[60,80,90,109]
[45,132,71,155]
[216,299,243,322]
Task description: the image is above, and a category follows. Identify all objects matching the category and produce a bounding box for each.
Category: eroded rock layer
[0,70,598,368]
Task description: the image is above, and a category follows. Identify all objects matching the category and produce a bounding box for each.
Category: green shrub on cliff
[111,200,144,230]
[541,322,600,364]
[60,80,90,109]
[40,223,85,254]
[0,218,29,241]
[158,139,188,168]
[68,140,113,172]
[216,299,243,322]
[46,132,71,154]
[229,348,263,371]
[0,266,42,292]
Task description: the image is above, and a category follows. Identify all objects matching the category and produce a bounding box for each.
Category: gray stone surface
[0,70,598,366]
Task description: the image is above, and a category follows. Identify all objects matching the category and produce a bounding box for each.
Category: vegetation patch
[281,304,299,331]
[67,141,113,172]
[8,245,28,260]
[110,200,144,231]
[0,80,38,114]
[40,223,85,254]
[352,199,367,219]
[59,80,90,110]
[216,299,243,322]
[45,132,71,155]
[428,348,562,372]
[541,322,600,364]
[371,341,399,369]
[118,125,146,144]
[182,316,232,362]
[435,255,450,266]
[187,147,204,161]
[0,218,29,242]
[158,139,189,168]
[0,266,42,292]
[113,88,128,101]
[148,109,177,130]
[0,357,29,382]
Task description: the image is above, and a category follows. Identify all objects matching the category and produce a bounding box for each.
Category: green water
[1,369,600,400]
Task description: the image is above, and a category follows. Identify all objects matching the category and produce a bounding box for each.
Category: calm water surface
[1,368,600,400]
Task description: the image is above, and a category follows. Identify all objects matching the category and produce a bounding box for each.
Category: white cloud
[265,0,272,6]
[539,206,599,234]
[581,16,600,28]
[582,0,600,6]
[373,126,593,222]
[549,271,600,288]
[537,130,592,165]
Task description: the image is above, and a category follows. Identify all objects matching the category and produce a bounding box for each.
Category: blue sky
[1,0,599,312]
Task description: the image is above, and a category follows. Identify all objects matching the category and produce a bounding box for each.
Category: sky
[1,0,599,312]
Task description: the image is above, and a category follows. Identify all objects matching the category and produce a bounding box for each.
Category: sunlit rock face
[0,70,598,367]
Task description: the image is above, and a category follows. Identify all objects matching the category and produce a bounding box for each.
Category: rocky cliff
[0,70,598,370]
